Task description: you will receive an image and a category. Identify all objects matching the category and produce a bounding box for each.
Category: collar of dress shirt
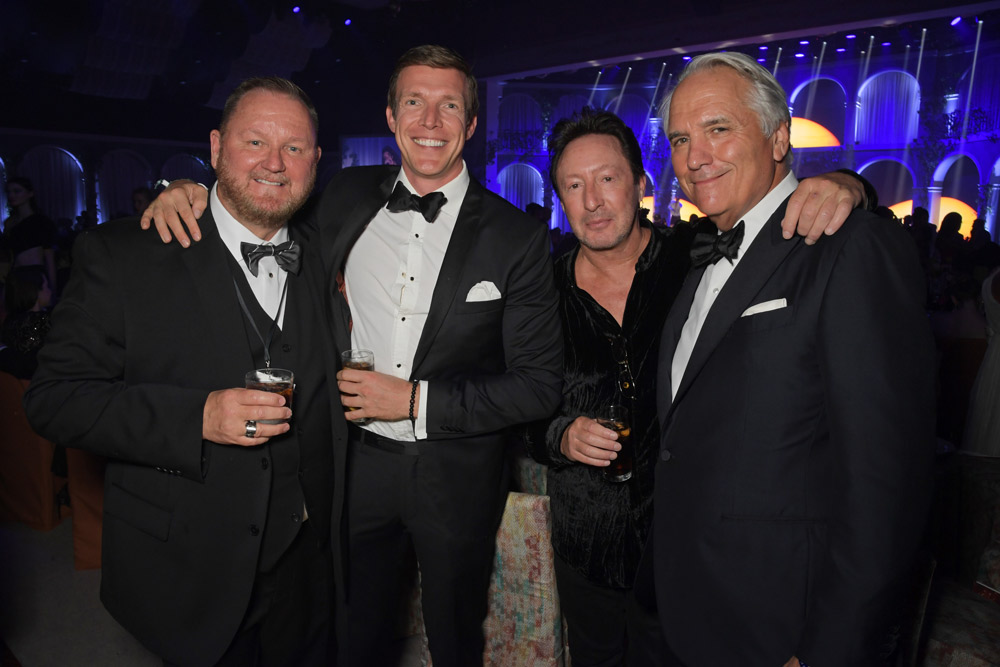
[394,161,470,222]
[210,182,289,267]
[730,171,799,258]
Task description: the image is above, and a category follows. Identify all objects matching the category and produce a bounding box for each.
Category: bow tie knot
[386,182,447,222]
[240,240,301,277]
[689,220,745,269]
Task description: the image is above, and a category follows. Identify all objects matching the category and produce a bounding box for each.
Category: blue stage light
[846,34,857,39]
[682,56,692,61]
[757,58,766,63]
[799,40,809,45]
[951,16,961,26]
[836,47,846,52]
[759,45,768,50]
[345,18,352,25]
[292,5,300,12]
[795,53,805,58]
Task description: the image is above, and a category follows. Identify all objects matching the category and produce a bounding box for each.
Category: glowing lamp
[790,117,840,148]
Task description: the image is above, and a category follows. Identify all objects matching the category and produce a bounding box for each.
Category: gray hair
[660,52,791,151]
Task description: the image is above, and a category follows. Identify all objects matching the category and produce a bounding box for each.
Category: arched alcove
[957,53,1000,138]
[554,95,590,126]
[855,71,920,146]
[857,158,915,208]
[17,146,86,224]
[790,77,847,143]
[498,163,544,213]
[938,154,982,220]
[98,149,153,221]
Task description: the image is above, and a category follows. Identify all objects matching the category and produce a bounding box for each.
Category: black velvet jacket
[526,220,693,588]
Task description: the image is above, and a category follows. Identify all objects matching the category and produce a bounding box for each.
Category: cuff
[413,380,429,440]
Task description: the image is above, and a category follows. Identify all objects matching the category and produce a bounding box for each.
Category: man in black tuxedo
[24,77,340,666]
[141,45,563,666]
[324,45,562,666]
[647,52,935,666]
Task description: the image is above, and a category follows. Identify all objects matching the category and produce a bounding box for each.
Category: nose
[685,134,711,171]
[420,104,442,129]
[260,146,285,172]
[583,182,602,212]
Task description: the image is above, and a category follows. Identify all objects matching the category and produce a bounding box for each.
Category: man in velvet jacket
[646,52,935,666]
[24,78,340,666]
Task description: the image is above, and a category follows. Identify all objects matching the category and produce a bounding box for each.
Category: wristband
[154,178,171,190]
[409,380,419,423]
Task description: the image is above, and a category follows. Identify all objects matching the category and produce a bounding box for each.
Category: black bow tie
[385,182,447,222]
[689,220,745,269]
[240,240,301,277]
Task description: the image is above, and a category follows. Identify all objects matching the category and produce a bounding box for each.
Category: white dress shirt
[344,163,471,441]
[671,172,799,400]
[211,183,290,329]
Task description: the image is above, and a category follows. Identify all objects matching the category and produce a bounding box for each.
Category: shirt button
[268,272,274,278]
[396,363,402,368]
[401,317,406,321]
[249,524,260,536]
[660,449,673,462]
[713,288,720,294]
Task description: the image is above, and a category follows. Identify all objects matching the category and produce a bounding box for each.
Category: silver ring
[245,420,258,438]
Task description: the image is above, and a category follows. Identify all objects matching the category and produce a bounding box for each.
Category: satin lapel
[323,169,397,355]
[411,178,483,375]
[180,210,255,379]
[658,263,706,418]
[672,201,799,405]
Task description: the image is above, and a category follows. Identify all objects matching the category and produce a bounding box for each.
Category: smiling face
[666,67,789,231]
[210,89,320,238]
[386,65,477,195]
[555,133,644,251]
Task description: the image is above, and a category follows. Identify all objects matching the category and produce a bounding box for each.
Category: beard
[576,205,640,251]
[215,158,315,232]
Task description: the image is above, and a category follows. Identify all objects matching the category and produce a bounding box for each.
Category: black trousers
[164,519,334,667]
[345,433,500,667]
[554,551,674,667]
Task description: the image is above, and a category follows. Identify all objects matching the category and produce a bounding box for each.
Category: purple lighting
[846,34,857,39]
[682,56,692,61]
[344,18,352,25]
[882,41,891,46]
[799,40,809,45]
[757,58,766,63]
[795,53,805,58]
[759,45,768,50]
[836,47,846,52]
[292,5,300,12]
[950,16,962,26]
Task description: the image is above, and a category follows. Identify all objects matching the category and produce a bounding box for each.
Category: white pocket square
[741,298,787,317]
[466,281,501,302]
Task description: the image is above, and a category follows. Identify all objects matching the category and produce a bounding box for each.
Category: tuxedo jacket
[24,209,339,666]
[649,201,935,666]
[314,165,563,543]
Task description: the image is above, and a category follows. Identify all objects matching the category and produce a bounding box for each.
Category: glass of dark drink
[597,404,633,483]
[245,368,294,424]
[340,349,374,424]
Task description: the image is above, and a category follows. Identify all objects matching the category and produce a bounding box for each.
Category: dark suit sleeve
[426,221,563,436]
[799,217,934,663]
[24,229,210,481]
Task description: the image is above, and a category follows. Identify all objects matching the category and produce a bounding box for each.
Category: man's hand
[782,171,866,245]
[139,180,209,247]
[559,416,620,466]
[337,369,413,422]
[782,657,803,667]
[202,388,291,445]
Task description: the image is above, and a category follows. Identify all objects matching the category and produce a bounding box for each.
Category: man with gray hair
[644,51,935,666]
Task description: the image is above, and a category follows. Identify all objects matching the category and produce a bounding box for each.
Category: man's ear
[386,106,397,134]
[465,115,478,141]
[210,129,222,170]
[772,121,790,163]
